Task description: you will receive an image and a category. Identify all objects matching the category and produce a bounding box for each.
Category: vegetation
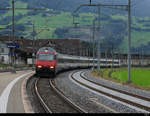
[0,64,10,68]
[92,68,150,91]
[0,0,150,53]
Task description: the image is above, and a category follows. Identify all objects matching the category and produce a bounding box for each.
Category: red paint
[36,59,56,68]
[36,52,57,68]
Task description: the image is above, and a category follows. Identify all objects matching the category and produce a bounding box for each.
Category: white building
[0,41,10,64]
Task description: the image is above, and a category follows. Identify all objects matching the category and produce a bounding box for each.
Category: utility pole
[127,0,131,83]
[111,44,114,70]
[72,0,131,80]
[118,48,120,67]
[32,23,35,70]
[12,0,15,44]
[105,47,108,68]
[92,19,96,70]
[97,6,101,72]
[11,0,16,73]
[97,38,100,71]
[0,0,47,73]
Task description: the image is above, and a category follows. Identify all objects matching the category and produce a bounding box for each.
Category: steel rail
[49,79,87,113]
[70,71,118,113]
[81,71,150,102]
[71,71,150,113]
[34,78,52,113]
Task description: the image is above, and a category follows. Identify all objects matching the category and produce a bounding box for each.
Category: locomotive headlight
[50,66,54,69]
[37,65,42,68]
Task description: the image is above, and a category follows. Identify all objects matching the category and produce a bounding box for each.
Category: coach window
[54,55,57,60]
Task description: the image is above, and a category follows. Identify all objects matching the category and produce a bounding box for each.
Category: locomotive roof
[37,47,56,53]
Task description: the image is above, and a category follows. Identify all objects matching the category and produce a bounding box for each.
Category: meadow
[92,68,150,91]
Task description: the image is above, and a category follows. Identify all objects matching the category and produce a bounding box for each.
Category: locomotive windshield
[37,54,55,61]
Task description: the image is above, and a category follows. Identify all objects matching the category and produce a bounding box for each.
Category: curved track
[34,77,87,113]
[71,71,150,113]
[35,78,52,113]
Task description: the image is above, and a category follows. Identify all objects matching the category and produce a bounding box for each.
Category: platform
[0,70,34,113]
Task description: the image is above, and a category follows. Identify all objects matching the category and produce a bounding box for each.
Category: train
[35,47,120,77]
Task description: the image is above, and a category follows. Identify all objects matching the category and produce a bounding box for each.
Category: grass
[0,64,12,69]
[1,8,150,49]
[16,12,98,39]
[119,30,150,53]
[111,15,127,21]
[14,1,29,15]
[16,13,150,49]
[0,64,9,67]
[92,68,150,91]
[3,1,29,17]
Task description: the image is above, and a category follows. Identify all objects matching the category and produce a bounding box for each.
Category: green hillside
[0,0,150,53]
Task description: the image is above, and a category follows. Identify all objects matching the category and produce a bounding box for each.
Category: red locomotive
[35,47,57,76]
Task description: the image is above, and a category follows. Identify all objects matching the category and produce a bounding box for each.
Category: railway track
[70,71,150,113]
[34,76,87,113]
[34,79,52,113]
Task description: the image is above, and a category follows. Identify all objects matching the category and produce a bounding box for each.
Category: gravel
[55,70,112,113]
[84,70,150,100]
[26,69,150,113]
[36,78,79,113]
[26,76,45,113]
[54,70,142,113]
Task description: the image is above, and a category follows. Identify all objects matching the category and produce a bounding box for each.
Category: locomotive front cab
[36,53,57,77]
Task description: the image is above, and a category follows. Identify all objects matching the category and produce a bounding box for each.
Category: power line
[72,0,132,83]
[131,0,145,8]
[0,0,47,73]
[55,0,63,11]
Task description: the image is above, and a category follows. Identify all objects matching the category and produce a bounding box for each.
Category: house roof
[0,36,81,54]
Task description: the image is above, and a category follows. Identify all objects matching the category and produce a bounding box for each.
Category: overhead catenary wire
[131,0,145,8]
[54,0,63,11]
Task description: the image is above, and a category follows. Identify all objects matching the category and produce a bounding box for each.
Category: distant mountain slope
[0,0,149,17]
[24,0,150,17]
[0,0,150,53]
